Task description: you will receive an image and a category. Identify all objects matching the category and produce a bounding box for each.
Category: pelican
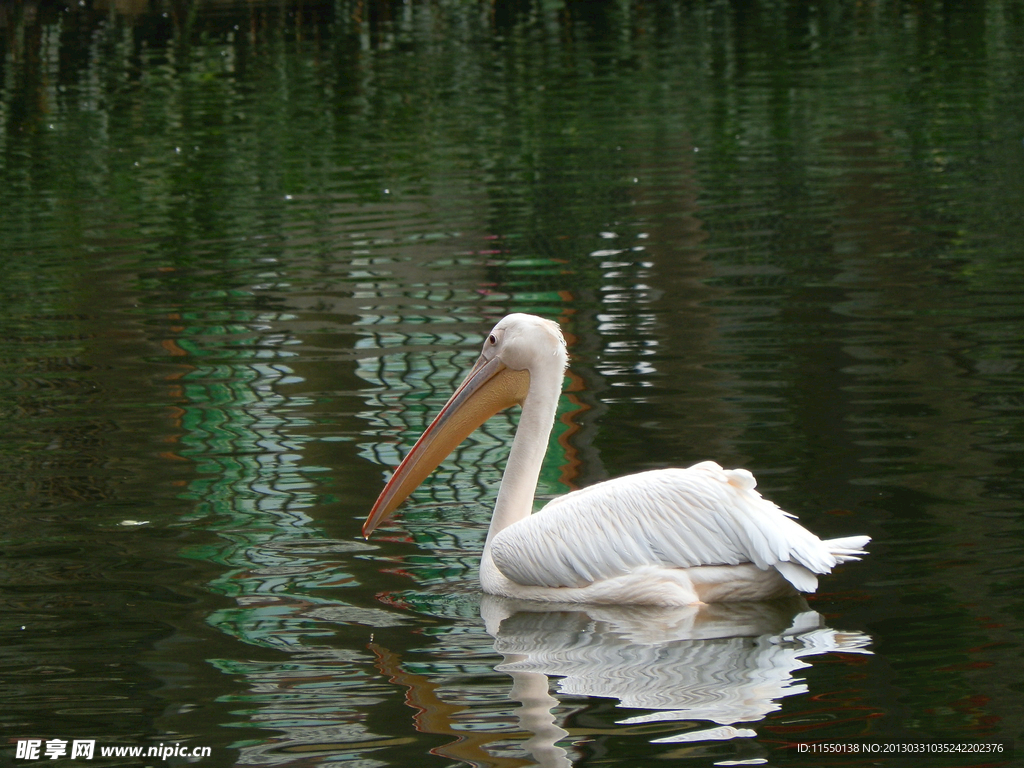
[363,313,869,606]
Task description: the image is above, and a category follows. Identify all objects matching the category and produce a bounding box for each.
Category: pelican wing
[489,461,866,592]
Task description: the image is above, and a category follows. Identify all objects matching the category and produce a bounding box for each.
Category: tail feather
[825,535,871,563]
[775,561,819,593]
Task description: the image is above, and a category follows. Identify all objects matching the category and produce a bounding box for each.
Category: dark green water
[2,1,1023,766]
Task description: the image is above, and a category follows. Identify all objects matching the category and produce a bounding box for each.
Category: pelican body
[364,314,869,606]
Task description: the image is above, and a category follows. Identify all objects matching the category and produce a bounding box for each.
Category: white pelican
[363,313,869,606]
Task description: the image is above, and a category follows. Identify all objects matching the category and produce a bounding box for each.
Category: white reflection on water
[480,596,871,767]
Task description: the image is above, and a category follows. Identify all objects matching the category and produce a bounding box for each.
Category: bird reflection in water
[371,596,871,767]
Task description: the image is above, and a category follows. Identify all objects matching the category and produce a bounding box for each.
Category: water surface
[1,2,1023,766]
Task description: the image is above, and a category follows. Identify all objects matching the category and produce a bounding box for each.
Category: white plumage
[491,462,864,593]
[364,313,869,606]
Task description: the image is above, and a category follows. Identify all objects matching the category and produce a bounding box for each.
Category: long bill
[362,354,530,538]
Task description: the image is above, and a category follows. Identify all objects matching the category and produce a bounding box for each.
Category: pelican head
[363,314,567,538]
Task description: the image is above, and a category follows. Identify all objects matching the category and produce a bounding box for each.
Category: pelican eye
[488,334,497,345]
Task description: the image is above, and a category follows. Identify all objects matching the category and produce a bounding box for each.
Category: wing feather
[489,461,860,591]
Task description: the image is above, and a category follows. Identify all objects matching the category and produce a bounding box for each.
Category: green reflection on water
[2,0,1024,765]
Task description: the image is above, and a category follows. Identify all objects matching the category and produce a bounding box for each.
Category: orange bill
[363,355,530,538]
